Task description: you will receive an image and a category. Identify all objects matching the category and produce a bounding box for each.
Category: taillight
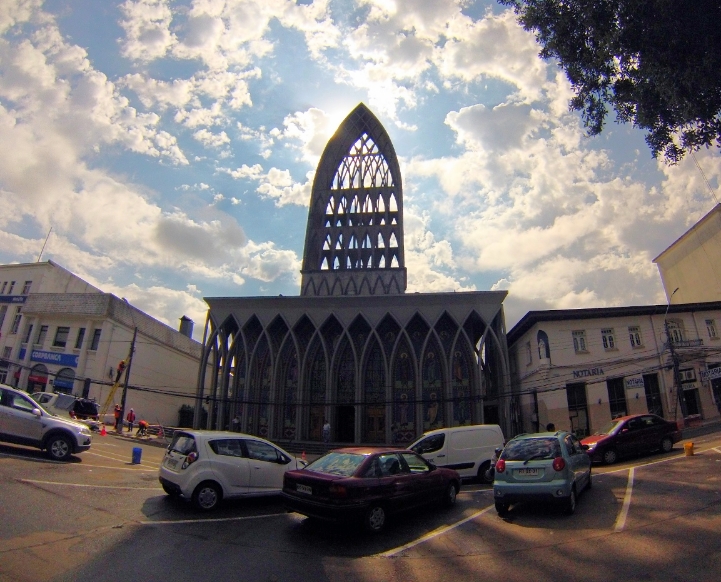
[328,483,348,498]
[552,457,565,471]
[495,459,505,473]
[182,451,198,470]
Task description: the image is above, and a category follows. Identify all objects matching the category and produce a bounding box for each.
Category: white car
[159,430,307,511]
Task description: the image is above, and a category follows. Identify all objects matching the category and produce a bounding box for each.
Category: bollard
[132,447,142,464]
[684,442,694,456]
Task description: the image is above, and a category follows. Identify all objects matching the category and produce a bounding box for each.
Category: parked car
[31,392,101,431]
[581,414,682,465]
[282,447,461,533]
[493,431,592,516]
[158,430,307,511]
[0,384,93,461]
[409,424,505,483]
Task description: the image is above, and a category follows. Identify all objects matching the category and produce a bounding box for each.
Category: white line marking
[140,513,289,525]
[379,504,495,558]
[21,478,161,490]
[613,467,634,533]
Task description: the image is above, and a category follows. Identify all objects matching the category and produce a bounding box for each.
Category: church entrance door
[336,406,355,443]
[308,406,323,441]
[365,406,385,443]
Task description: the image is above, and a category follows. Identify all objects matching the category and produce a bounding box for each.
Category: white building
[0,261,201,427]
[507,303,721,437]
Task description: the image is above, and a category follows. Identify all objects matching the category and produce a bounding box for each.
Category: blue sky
[1,0,719,342]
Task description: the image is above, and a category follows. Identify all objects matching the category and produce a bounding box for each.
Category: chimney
[179,315,194,338]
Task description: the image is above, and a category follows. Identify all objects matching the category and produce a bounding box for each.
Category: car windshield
[501,437,561,461]
[304,452,367,477]
[593,420,623,436]
[168,433,197,455]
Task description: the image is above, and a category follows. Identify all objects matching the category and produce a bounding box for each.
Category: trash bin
[132,447,142,464]
[684,442,694,456]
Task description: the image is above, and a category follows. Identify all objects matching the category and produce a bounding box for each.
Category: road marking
[20,478,162,490]
[613,467,634,532]
[140,513,289,525]
[85,449,160,468]
[378,504,495,557]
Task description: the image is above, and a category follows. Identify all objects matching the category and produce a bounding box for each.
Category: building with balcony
[0,261,201,427]
[507,303,721,437]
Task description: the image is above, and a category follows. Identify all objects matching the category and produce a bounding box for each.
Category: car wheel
[602,448,618,465]
[477,461,493,484]
[495,501,509,517]
[564,487,577,515]
[443,482,458,507]
[364,504,386,533]
[192,481,222,511]
[661,436,673,453]
[46,435,72,461]
[162,484,181,498]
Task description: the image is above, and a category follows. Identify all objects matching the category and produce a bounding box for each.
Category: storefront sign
[573,367,604,379]
[0,295,26,304]
[700,367,721,382]
[624,376,645,389]
[53,377,75,390]
[29,350,79,368]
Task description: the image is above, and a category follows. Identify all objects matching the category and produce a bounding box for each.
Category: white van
[409,424,505,483]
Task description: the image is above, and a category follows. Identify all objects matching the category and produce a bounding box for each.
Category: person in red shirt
[136,419,149,437]
[126,408,136,432]
[113,404,121,431]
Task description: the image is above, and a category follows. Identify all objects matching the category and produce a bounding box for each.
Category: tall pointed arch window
[422,338,444,431]
[451,342,474,426]
[332,133,394,189]
[248,335,271,437]
[277,340,298,440]
[306,338,327,441]
[391,338,415,444]
[363,340,385,443]
[336,338,356,404]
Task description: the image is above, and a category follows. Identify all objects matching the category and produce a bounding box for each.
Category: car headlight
[80,427,92,436]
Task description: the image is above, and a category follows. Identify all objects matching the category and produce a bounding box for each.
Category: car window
[0,389,11,407]
[305,452,366,477]
[411,433,445,454]
[209,439,245,458]
[569,434,584,454]
[245,440,280,463]
[563,435,577,455]
[400,452,430,474]
[168,434,197,455]
[362,458,383,478]
[501,437,561,461]
[626,418,643,431]
[377,454,403,476]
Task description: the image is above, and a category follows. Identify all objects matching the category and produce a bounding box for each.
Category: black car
[282,447,461,533]
[72,398,99,420]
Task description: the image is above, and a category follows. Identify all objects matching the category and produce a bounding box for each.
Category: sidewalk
[682,417,721,440]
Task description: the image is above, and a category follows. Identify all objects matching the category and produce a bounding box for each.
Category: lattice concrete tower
[301,103,407,296]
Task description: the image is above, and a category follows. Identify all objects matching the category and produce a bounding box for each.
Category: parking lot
[1,430,720,582]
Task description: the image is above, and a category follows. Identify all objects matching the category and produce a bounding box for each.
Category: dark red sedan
[581,414,682,464]
[281,447,461,533]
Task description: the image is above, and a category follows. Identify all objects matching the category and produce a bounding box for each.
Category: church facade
[195,104,513,445]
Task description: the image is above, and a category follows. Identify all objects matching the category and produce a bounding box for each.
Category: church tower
[300,103,407,296]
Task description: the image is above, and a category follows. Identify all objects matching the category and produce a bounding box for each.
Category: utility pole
[664,313,688,426]
[118,326,137,433]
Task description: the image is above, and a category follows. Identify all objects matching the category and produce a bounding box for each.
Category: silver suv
[0,384,93,461]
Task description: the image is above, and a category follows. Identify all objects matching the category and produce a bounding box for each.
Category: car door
[614,418,642,457]
[566,434,591,488]
[399,451,444,506]
[206,438,250,496]
[376,453,417,511]
[1,390,44,442]
[244,439,291,494]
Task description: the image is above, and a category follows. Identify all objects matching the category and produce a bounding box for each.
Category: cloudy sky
[1,0,719,342]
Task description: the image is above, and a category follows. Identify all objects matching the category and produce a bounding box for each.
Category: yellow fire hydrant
[684,442,695,456]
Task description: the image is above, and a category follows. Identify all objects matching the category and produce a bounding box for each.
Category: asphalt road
[1,431,720,582]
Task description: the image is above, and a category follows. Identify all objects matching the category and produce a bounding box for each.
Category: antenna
[37,227,53,262]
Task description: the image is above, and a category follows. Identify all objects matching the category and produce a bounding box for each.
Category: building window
[9,307,21,334]
[572,330,587,353]
[53,326,70,348]
[35,325,48,347]
[667,320,684,344]
[525,342,532,365]
[601,328,616,350]
[2,346,12,359]
[607,377,627,418]
[21,281,32,295]
[0,282,6,294]
[7,281,15,295]
[0,305,7,331]
[22,323,34,344]
[75,328,86,349]
[90,328,102,351]
[706,319,718,339]
[629,326,643,347]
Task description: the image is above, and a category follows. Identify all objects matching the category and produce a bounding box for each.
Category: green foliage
[499,0,721,163]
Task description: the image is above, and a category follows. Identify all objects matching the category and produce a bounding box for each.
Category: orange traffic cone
[100,425,107,436]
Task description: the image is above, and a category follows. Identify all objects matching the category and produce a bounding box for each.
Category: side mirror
[581,444,589,451]
[32,408,42,417]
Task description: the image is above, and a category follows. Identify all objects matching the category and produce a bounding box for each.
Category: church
[194,103,513,446]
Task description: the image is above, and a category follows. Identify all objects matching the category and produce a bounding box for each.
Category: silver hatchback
[493,431,592,516]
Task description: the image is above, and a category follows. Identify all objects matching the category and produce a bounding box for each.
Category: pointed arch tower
[301,103,407,296]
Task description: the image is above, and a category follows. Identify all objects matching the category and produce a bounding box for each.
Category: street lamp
[663,288,688,424]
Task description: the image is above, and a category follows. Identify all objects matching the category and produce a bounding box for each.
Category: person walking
[126,408,136,432]
[322,419,330,444]
[113,404,122,431]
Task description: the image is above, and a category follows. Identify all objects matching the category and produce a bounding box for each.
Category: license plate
[165,457,179,469]
[515,468,540,476]
[296,484,312,495]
